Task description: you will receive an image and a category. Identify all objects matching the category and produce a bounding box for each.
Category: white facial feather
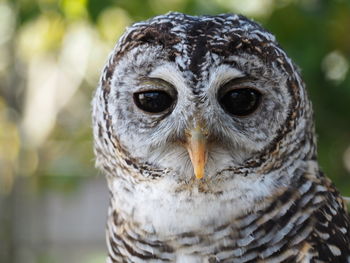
[107,47,292,183]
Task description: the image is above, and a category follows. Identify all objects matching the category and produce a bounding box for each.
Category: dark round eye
[133,90,175,113]
[219,88,261,116]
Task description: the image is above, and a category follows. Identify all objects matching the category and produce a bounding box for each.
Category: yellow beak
[186,125,207,179]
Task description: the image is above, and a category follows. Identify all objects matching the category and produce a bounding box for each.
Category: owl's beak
[186,125,207,179]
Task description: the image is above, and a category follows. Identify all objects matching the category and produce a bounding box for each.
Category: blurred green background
[0,0,349,262]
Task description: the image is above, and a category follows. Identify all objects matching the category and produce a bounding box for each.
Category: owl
[92,12,350,262]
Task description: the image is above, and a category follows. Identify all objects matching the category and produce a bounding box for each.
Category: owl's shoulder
[305,175,350,262]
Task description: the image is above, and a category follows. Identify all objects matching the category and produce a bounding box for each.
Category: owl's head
[93,13,315,191]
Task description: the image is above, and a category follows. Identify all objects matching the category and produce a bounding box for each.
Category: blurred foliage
[0,0,349,196]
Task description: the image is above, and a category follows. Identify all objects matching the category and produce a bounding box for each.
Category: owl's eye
[219,88,261,116]
[134,90,175,113]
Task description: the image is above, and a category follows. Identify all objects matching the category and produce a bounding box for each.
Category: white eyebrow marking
[149,63,189,98]
[209,64,246,89]
[149,63,185,86]
[207,64,246,99]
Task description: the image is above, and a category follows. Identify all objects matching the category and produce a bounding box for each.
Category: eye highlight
[134,90,175,113]
[219,88,261,116]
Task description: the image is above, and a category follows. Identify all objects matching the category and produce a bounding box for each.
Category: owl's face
[111,46,289,178]
[94,13,313,192]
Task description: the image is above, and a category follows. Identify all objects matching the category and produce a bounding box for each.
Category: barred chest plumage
[92,12,350,263]
[105,161,350,262]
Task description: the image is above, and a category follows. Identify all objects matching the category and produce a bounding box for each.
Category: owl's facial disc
[106,44,292,182]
